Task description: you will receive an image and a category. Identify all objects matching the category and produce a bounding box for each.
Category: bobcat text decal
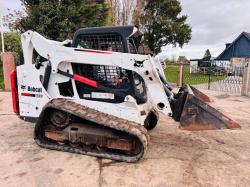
[21,85,43,98]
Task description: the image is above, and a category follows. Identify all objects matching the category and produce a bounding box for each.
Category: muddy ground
[0,90,250,187]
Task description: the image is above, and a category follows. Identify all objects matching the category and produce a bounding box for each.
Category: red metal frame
[73,74,98,88]
[10,70,19,115]
[74,48,112,54]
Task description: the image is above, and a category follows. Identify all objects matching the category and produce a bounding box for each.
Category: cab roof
[73,25,142,41]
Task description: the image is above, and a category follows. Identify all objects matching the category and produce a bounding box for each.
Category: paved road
[0,91,250,187]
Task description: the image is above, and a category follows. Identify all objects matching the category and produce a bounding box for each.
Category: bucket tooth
[173,85,240,131]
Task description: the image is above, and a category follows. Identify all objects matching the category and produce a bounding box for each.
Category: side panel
[16,64,51,118]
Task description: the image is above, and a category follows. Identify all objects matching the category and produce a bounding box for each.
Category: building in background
[177,56,189,63]
[217,32,250,61]
[216,32,250,76]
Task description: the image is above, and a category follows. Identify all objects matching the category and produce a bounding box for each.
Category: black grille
[75,33,124,52]
[78,65,129,89]
[72,63,147,104]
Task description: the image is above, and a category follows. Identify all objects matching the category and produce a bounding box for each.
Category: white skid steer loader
[10,26,240,162]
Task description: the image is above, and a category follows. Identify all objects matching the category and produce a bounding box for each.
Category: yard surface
[0,91,250,187]
[165,65,225,85]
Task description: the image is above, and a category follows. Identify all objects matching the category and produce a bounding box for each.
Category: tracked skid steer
[10,26,240,162]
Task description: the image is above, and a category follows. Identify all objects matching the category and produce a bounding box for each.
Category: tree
[0,32,22,53]
[177,56,189,63]
[106,0,136,25]
[133,0,146,26]
[106,0,120,25]
[140,0,192,55]
[163,57,171,64]
[202,49,212,61]
[121,0,136,25]
[4,0,109,41]
[164,55,177,64]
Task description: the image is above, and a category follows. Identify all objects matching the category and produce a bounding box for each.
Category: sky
[2,0,250,59]
[161,0,250,60]
[2,0,22,16]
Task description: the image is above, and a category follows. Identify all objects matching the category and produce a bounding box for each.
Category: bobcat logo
[134,59,145,68]
[21,85,26,90]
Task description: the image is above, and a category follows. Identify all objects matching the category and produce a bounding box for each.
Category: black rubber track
[34,98,149,162]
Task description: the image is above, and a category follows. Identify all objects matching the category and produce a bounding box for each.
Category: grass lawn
[0,67,3,89]
[164,65,225,85]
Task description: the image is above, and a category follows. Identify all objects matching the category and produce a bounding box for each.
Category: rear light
[10,70,19,115]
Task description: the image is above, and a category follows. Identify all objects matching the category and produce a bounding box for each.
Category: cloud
[160,0,250,59]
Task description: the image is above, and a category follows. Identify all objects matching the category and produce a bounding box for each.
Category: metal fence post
[2,52,16,91]
[177,63,183,87]
[241,59,250,96]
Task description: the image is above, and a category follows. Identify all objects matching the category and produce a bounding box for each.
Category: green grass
[164,65,225,85]
[0,67,3,89]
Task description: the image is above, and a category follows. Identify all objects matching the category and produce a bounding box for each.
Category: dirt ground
[0,90,250,187]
